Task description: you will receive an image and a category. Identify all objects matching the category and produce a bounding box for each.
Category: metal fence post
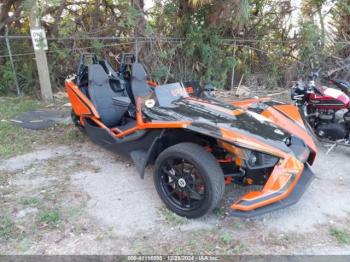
[5,27,21,96]
[230,40,236,90]
[135,37,139,62]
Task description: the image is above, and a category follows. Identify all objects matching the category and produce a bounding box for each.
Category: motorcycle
[291,71,350,147]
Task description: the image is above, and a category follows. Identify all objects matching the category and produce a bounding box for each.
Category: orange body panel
[231,156,304,211]
[231,97,272,108]
[65,80,100,118]
[219,123,311,212]
[220,128,286,158]
[273,104,304,125]
[147,80,158,87]
[185,86,194,94]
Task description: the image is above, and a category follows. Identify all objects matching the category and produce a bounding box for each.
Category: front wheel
[153,143,225,218]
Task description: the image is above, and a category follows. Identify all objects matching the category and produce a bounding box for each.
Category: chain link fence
[1,35,350,97]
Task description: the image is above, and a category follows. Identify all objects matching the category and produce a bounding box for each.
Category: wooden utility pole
[29,1,53,101]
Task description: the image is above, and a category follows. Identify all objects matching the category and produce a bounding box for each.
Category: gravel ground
[1,138,350,254]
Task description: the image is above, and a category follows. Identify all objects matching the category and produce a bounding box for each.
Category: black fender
[130,129,166,178]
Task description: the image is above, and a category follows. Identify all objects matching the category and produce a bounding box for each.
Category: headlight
[248,153,257,166]
[244,150,279,169]
[219,141,280,169]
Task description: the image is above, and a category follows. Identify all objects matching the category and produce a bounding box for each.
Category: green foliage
[0,97,41,158]
[332,0,350,43]
[16,60,38,95]
[0,97,40,120]
[220,232,232,245]
[91,40,104,51]
[337,0,350,14]
[2,0,348,93]
[20,0,36,12]
[127,6,139,28]
[152,65,169,83]
[38,210,61,226]
[21,197,40,207]
[237,46,251,77]
[0,217,20,241]
[233,0,250,28]
[213,207,226,217]
[339,0,350,11]
[330,227,350,244]
[47,42,77,90]
[159,207,187,226]
[176,9,235,87]
[298,20,322,63]
[265,63,281,89]
[21,0,62,14]
[46,0,62,6]
[0,61,16,95]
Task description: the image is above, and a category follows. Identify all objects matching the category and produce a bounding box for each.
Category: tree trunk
[92,0,101,33]
[51,0,67,36]
[0,0,16,34]
[317,4,325,49]
[131,0,145,37]
[131,0,146,58]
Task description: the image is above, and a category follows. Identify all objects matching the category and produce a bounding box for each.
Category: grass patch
[0,217,20,241]
[0,171,11,187]
[0,97,86,159]
[159,207,187,226]
[0,97,41,120]
[220,232,232,244]
[0,123,34,158]
[21,197,40,207]
[54,124,85,144]
[213,207,226,217]
[38,210,61,227]
[133,229,247,255]
[230,242,246,253]
[330,227,350,244]
[0,97,42,158]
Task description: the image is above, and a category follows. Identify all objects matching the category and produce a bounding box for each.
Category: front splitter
[230,164,315,218]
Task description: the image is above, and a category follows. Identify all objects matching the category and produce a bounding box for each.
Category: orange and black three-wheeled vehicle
[65,53,317,218]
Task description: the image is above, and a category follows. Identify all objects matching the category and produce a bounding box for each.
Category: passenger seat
[88,64,130,127]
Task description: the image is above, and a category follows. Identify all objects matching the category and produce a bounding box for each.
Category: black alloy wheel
[154,143,225,218]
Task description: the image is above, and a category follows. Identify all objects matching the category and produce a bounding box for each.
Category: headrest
[131,63,147,81]
[88,64,109,86]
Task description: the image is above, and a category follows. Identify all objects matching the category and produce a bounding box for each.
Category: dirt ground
[1,123,350,255]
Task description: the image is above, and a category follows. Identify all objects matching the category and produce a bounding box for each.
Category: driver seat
[88,64,129,127]
[130,63,152,103]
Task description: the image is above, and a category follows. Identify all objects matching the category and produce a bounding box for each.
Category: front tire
[153,142,225,218]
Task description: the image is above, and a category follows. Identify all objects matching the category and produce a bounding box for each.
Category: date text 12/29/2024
[127,255,220,261]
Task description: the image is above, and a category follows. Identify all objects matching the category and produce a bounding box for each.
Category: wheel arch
[144,128,221,174]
